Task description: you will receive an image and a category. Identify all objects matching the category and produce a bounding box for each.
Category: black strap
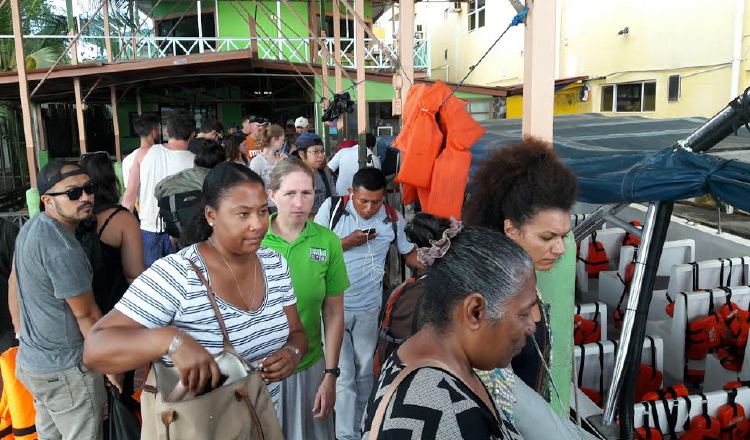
[578,344,586,386]
[727,388,740,417]
[596,341,605,398]
[719,258,727,288]
[593,302,601,329]
[328,195,348,230]
[727,258,734,287]
[576,304,582,315]
[682,395,693,431]
[661,390,680,438]
[97,205,127,239]
[741,257,747,285]
[642,403,652,437]
[649,400,664,435]
[318,169,332,199]
[681,292,691,381]
[692,261,700,291]
[707,288,716,314]
[645,335,657,378]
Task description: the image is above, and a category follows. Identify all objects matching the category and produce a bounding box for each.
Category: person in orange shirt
[237,115,268,158]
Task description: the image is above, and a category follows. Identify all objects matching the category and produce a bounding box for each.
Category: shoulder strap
[384,204,398,243]
[97,205,127,239]
[329,195,348,230]
[187,260,233,352]
[369,359,498,440]
[318,169,333,199]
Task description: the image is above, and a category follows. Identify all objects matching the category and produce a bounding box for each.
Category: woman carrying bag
[84,162,307,439]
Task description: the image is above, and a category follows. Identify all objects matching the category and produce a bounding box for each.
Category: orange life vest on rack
[717,389,750,440]
[641,384,689,402]
[636,402,665,440]
[635,336,663,402]
[0,347,37,440]
[623,220,642,247]
[577,342,605,408]
[574,303,601,345]
[686,290,725,360]
[580,232,609,278]
[681,394,722,440]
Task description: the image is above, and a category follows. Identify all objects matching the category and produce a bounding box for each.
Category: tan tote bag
[140,261,284,440]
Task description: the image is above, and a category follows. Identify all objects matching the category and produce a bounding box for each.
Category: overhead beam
[355,0,366,167]
[10,0,37,187]
[102,0,120,160]
[399,0,414,104]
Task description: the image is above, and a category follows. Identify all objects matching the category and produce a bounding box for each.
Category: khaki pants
[17,362,105,440]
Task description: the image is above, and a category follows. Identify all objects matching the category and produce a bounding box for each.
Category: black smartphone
[197,374,229,396]
[361,228,376,235]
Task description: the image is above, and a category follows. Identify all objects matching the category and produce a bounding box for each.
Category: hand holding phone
[360,228,376,235]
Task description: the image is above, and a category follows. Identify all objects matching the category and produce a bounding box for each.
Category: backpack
[328,195,399,241]
[373,276,426,377]
[155,168,206,240]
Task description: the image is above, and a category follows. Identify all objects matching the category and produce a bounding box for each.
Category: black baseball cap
[244,115,269,125]
[37,159,87,195]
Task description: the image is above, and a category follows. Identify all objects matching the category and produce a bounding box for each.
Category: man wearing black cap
[12,160,106,440]
[238,114,268,156]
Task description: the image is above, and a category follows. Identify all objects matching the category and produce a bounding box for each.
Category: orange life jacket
[635,336,663,402]
[577,343,605,408]
[681,394,722,440]
[574,303,601,345]
[579,232,609,278]
[0,347,37,439]
[623,220,642,247]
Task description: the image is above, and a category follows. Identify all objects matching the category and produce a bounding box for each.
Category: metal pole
[571,204,627,241]
[602,202,660,423]
[10,0,37,187]
[604,214,643,239]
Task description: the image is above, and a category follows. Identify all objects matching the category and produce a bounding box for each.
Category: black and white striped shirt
[115,244,296,407]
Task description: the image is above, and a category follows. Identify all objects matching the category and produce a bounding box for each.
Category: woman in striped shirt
[83,162,307,413]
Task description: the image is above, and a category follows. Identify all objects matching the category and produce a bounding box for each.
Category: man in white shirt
[121,114,161,209]
[327,133,381,196]
[314,168,422,440]
[138,110,195,267]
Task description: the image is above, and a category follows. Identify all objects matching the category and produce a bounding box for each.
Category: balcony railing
[0,35,429,71]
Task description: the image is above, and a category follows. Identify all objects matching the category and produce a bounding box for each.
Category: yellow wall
[417,0,750,118]
[506,83,594,119]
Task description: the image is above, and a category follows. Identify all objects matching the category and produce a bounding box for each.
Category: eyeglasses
[46,181,97,201]
[80,151,109,160]
[307,149,325,156]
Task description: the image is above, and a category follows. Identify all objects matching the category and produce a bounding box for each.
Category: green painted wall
[149,2,197,19]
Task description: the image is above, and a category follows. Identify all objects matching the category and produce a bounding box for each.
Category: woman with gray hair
[361,224,534,439]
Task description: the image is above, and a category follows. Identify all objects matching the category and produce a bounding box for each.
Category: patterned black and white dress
[361,353,524,440]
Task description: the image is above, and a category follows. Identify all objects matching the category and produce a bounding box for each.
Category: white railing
[0,35,429,70]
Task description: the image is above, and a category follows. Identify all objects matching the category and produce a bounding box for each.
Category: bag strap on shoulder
[368,358,498,440]
[188,259,233,352]
[329,195,348,230]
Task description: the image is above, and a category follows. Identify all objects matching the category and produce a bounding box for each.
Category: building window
[600,81,656,112]
[466,99,493,121]
[468,0,486,32]
[668,75,680,102]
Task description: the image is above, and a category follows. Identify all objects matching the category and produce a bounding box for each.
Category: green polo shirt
[262,216,350,372]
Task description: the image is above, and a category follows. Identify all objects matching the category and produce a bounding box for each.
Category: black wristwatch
[324,367,340,378]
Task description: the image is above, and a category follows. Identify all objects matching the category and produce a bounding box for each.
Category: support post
[74,79,87,154]
[10,0,37,188]
[110,87,122,161]
[136,88,142,115]
[333,0,344,145]
[399,0,414,108]
[102,0,112,61]
[322,31,332,156]
[249,5,259,56]
[197,0,204,53]
[309,0,319,64]
[521,0,556,143]
[355,0,366,168]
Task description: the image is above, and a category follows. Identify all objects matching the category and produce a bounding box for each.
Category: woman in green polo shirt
[262,158,350,440]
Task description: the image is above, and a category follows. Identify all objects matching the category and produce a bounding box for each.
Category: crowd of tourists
[0,109,597,440]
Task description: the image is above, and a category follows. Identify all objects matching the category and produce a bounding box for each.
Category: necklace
[207,237,260,311]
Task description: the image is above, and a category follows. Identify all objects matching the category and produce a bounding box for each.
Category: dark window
[616,83,643,112]
[155,12,216,55]
[668,75,680,102]
[468,0,486,31]
[643,81,656,111]
[601,85,614,111]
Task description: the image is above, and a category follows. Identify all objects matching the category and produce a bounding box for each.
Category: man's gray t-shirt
[15,213,93,373]
[312,169,335,214]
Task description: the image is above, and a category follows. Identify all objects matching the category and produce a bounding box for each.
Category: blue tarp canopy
[470,114,750,211]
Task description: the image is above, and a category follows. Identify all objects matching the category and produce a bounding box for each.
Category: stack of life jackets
[0,347,37,439]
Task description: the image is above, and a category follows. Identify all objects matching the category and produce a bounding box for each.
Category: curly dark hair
[464,137,577,230]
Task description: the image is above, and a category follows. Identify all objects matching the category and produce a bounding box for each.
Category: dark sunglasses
[46,181,97,201]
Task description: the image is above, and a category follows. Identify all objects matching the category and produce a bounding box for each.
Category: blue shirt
[314,198,415,311]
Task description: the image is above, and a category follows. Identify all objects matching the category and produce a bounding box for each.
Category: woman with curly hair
[464,138,578,413]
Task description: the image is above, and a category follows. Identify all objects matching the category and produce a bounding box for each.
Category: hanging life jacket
[574,303,602,345]
[636,402,664,440]
[642,384,689,402]
[577,342,605,408]
[623,220,643,247]
[614,247,639,328]
[579,231,609,278]
[0,347,38,440]
[635,336,664,402]
[686,290,725,360]
[717,388,750,440]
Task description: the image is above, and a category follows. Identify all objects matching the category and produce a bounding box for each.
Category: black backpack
[157,189,202,239]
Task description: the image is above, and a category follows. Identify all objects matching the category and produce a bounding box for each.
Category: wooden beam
[74,78,87,153]
[10,0,37,187]
[333,0,343,93]
[102,0,112,62]
[399,0,414,105]
[110,87,121,161]
[522,0,556,143]
[309,0,319,65]
[355,0,366,168]
[321,31,331,154]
